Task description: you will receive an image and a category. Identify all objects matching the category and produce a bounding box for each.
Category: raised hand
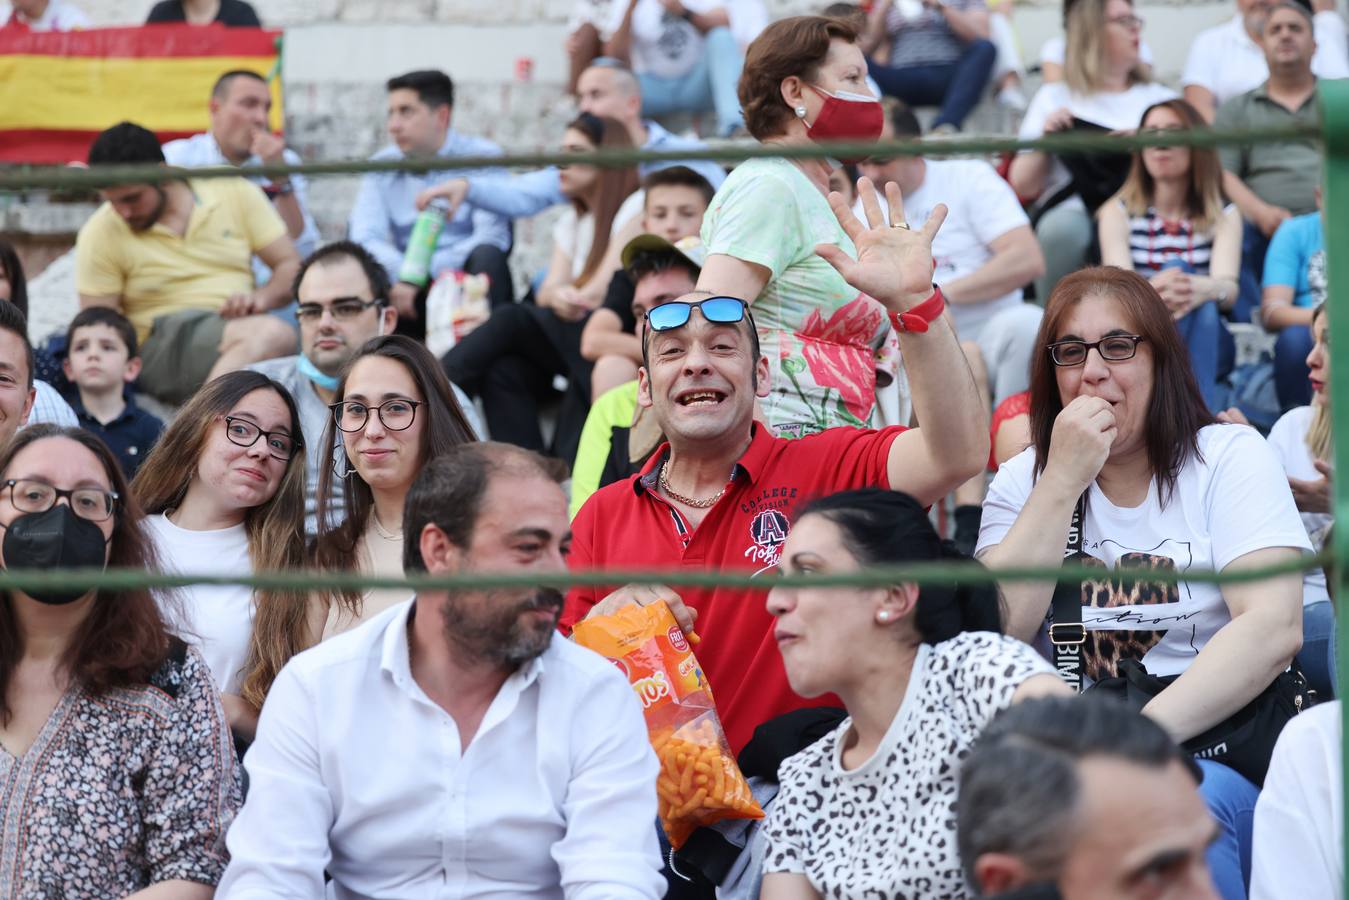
[814,176,946,312]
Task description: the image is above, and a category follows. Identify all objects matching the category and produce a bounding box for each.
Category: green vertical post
[1318,79,1349,900]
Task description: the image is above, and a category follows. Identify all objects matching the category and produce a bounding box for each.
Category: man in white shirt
[163,69,320,282]
[0,0,89,30]
[603,0,767,137]
[1182,0,1348,122]
[218,442,665,900]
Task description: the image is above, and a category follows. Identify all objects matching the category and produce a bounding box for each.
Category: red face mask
[803,83,884,164]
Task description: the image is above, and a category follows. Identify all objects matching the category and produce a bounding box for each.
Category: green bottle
[398,198,451,286]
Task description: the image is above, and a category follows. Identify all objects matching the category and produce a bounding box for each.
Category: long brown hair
[131,371,309,711]
[0,426,171,723]
[1030,267,1214,505]
[1114,99,1225,234]
[564,113,640,287]
[1064,0,1148,94]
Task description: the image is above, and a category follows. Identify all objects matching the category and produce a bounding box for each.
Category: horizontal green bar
[0,123,1320,191]
[0,552,1326,594]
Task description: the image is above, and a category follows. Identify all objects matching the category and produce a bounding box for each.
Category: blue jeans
[868,39,997,130]
[1198,759,1259,900]
[1236,222,1269,325]
[638,26,744,136]
[1162,260,1235,412]
[1297,600,1337,699]
[1274,324,1313,412]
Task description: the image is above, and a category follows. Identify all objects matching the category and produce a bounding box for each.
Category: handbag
[1049,494,1314,786]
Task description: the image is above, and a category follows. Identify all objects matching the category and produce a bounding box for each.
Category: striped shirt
[886,0,986,68]
[1125,204,1223,275]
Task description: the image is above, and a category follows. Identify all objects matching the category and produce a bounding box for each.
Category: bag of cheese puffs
[572,600,764,848]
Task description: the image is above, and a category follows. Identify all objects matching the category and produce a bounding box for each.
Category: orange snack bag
[572,601,764,848]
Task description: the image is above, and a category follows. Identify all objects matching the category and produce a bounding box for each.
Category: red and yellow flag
[0,24,283,164]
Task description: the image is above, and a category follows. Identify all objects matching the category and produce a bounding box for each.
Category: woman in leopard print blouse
[0,426,241,898]
[761,489,1067,899]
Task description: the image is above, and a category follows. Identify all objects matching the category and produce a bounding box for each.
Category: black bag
[1049,495,1313,786]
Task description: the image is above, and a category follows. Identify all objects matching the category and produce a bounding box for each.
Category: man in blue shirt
[1262,204,1324,410]
[411,61,726,225]
[348,70,515,320]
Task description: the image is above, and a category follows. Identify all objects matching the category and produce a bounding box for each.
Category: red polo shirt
[562,424,904,754]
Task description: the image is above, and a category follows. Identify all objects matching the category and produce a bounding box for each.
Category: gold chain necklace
[659,462,729,509]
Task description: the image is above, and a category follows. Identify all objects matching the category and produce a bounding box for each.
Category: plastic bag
[572,601,764,848]
[425,270,491,358]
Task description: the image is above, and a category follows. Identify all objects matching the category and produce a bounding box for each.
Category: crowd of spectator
[0,0,1346,897]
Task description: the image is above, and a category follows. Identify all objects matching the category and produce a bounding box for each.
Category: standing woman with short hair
[0,425,240,896]
[133,370,308,742]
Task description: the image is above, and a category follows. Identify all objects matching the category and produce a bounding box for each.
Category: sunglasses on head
[645,297,749,333]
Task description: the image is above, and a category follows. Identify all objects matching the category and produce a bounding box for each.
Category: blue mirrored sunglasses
[645,297,749,332]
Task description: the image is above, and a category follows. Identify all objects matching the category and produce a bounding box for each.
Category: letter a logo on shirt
[746,509,790,569]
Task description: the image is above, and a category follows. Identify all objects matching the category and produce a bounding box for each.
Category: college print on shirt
[1075,537,1197,683]
[741,485,800,575]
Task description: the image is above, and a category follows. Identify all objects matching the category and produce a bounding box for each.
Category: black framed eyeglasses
[330,398,422,433]
[223,416,302,461]
[1047,334,1145,367]
[645,297,750,333]
[295,297,383,324]
[3,479,118,522]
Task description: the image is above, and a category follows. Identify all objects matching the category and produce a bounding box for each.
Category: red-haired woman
[976,267,1310,898]
[0,425,239,896]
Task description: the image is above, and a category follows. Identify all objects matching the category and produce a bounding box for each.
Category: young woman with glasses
[132,371,308,745]
[975,266,1310,898]
[0,425,241,896]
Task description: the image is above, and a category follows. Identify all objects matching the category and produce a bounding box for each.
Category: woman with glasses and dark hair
[0,425,240,896]
[132,371,308,743]
[976,266,1311,898]
[440,113,642,460]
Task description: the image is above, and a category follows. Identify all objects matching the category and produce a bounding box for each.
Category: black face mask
[2,505,109,605]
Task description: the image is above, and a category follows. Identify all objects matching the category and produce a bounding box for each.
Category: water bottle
[398,198,451,286]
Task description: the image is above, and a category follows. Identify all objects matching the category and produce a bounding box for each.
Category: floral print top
[702,156,892,438]
[0,642,240,898]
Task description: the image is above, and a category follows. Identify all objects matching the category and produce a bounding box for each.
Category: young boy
[579,165,716,398]
[63,307,164,477]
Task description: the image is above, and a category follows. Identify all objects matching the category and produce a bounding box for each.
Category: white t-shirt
[1039,34,1154,69]
[0,0,90,30]
[1266,404,1332,607]
[1018,80,1177,203]
[603,0,767,79]
[551,190,645,281]
[977,424,1312,682]
[762,633,1053,898]
[1182,13,1349,108]
[145,512,255,695]
[1250,702,1342,900]
[855,159,1031,336]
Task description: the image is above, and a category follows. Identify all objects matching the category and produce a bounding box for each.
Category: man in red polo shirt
[562,181,990,753]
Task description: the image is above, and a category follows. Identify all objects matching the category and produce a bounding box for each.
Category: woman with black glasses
[975,266,1310,898]
[132,371,308,744]
[0,425,241,896]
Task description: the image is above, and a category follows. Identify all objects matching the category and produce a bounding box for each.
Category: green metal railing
[2,87,1347,888]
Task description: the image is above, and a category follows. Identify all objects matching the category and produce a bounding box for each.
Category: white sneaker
[996,85,1028,113]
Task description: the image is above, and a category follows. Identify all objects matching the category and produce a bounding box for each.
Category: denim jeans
[1236,221,1269,325]
[1198,759,1259,900]
[1274,324,1313,412]
[1297,600,1337,699]
[637,26,744,136]
[867,38,997,130]
[1161,259,1235,412]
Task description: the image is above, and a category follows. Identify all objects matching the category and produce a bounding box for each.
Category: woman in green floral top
[699,15,895,438]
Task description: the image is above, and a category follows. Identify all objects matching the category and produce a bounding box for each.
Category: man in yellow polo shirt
[76,121,301,405]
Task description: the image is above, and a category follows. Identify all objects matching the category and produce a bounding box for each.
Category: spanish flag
[0,24,283,164]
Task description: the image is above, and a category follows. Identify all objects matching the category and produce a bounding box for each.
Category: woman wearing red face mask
[696,15,945,438]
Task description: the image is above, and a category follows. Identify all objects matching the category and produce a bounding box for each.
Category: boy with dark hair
[63,307,164,477]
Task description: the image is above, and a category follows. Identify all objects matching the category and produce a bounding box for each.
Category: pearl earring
[795,105,807,118]
[878,610,892,622]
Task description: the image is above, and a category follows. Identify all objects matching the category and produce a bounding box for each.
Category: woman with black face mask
[0,425,241,897]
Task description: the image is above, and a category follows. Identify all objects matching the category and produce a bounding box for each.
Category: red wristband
[888,285,945,334]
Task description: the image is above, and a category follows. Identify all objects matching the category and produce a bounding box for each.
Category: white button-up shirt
[218,600,665,900]
[1182,13,1349,107]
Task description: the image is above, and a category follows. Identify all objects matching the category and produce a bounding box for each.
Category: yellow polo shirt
[75,177,287,343]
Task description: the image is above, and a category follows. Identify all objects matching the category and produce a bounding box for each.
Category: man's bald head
[577,62,643,127]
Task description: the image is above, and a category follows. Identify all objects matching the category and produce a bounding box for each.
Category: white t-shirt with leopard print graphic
[977,423,1312,684]
[762,632,1053,899]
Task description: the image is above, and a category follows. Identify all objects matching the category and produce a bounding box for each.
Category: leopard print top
[762,632,1053,899]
